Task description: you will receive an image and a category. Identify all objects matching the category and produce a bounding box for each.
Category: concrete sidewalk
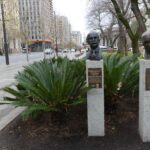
[0,59,41,131]
[0,51,86,99]
[0,58,42,89]
[0,53,86,132]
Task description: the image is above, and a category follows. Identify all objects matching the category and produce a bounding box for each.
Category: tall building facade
[0,0,21,53]
[71,31,82,46]
[56,15,72,48]
[18,0,53,41]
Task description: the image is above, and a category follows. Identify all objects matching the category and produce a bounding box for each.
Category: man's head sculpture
[142,30,150,59]
[86,31,101,60]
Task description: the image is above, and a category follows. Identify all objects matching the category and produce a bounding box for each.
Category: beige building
[55,15,72,49]
[18,0,53,41]
[0,0,21,53]
[72,31,82,47]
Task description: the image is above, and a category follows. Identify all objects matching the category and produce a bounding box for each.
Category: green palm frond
[3,58,87,119]
[103,53,139,98]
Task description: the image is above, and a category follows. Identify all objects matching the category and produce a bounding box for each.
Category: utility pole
[1,0,9,65]
[53,11,58,56]
[70,29,72,52]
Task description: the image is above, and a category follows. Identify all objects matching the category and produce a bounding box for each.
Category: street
[0,51,86,98]
[0,52,44,65]
[0,51,86,65]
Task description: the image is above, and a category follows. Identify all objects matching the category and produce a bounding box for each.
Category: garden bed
[0,96,150,150]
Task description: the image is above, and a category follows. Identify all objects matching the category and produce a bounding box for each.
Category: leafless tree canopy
[87,0,148,54]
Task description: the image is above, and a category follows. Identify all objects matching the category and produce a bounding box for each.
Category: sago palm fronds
[3,58,87,119]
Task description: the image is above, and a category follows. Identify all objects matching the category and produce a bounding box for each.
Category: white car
[71,49,75,52]
[81,49,87,53]
[63,49,68,53]
[100,46,107,51]
[44,48,53,55]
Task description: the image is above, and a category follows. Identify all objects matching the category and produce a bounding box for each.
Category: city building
[0,0,21,53]
[71,31,82,47]
[55,15,72,49]
[18,0,53,51]
[99,26,119,48]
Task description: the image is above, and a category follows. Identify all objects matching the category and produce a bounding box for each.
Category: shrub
[3,58,87,119]
[103,53,139,110]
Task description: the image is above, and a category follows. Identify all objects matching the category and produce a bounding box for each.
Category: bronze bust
[86,31,101,60]
[142,30,150,59]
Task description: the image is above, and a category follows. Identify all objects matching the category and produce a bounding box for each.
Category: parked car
[22,48,31,53]
[100,46,107,51]
[128,47,133,51]
[22,48,27,53]
[71,49,75,52]
[113,47,118,50]
[44,48,53,55]
[63,49,68,53]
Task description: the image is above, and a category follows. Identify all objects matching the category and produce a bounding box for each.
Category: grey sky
[53,0,88,34]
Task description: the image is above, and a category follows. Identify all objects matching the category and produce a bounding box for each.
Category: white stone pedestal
[86,60,104,136]
[139,59,150,142]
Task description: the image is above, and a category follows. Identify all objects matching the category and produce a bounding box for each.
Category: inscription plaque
[88,68,102,88]
[146,68,150,90]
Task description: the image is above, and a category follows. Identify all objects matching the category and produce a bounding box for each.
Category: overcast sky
[53,0,88,35]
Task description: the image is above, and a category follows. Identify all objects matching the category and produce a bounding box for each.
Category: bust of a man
[142,30,150,59]
[86,31,101,60]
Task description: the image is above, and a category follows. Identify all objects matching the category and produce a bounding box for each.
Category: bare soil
[0,97,150,150]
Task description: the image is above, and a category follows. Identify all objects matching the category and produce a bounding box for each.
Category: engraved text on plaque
[88,68,102,88]
[146,68,150,90]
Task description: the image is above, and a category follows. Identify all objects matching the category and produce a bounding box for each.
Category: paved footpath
[0,59,42,132]
[0,52,86,100]
[0,52,86,132]
[0,58,41,100]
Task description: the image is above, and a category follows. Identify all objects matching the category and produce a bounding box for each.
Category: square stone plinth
[86,60,104,136]
[139,59,150,142]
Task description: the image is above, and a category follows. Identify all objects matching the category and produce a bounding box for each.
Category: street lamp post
[24,16,29,62]
[70,28,72,51]
[53,11,58,56]
[1,0,9,65]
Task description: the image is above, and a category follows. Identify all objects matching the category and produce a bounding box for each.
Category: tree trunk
[131,37,139,54]
[117,20,127,53]
[111,0,141,54]
[131,0,147,35]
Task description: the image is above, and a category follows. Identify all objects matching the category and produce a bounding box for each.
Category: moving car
[22,48,31,53]
[44,48,53,55]
[22,48,27,53]
[100,46,107,51]
[63,49,68,53]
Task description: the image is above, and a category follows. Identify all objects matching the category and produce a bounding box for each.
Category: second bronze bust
[86,31,101,61]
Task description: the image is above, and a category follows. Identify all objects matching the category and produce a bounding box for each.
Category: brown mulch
[0,97,150,150]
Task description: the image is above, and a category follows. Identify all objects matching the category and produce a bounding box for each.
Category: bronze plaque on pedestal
[146,68,150,90]
[88,68,102,88]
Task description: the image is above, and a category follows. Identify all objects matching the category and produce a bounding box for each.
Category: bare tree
[88,0,148,54]
[131,0,146,35]
[86,0,119,48]
[87,0,130,53]
[142,0,150,17]
[2,0,21,53]
[110,0,147,54]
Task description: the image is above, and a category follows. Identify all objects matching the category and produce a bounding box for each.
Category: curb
[0,105,25,131]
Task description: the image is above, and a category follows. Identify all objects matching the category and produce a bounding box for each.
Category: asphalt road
[0,51,85,65]
[0,51,86,99]
[0,52,44,65]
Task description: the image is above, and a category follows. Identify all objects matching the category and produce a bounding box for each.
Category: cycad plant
[120,55,139,96]
[3,58,87,119]
[103,53,139,111]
